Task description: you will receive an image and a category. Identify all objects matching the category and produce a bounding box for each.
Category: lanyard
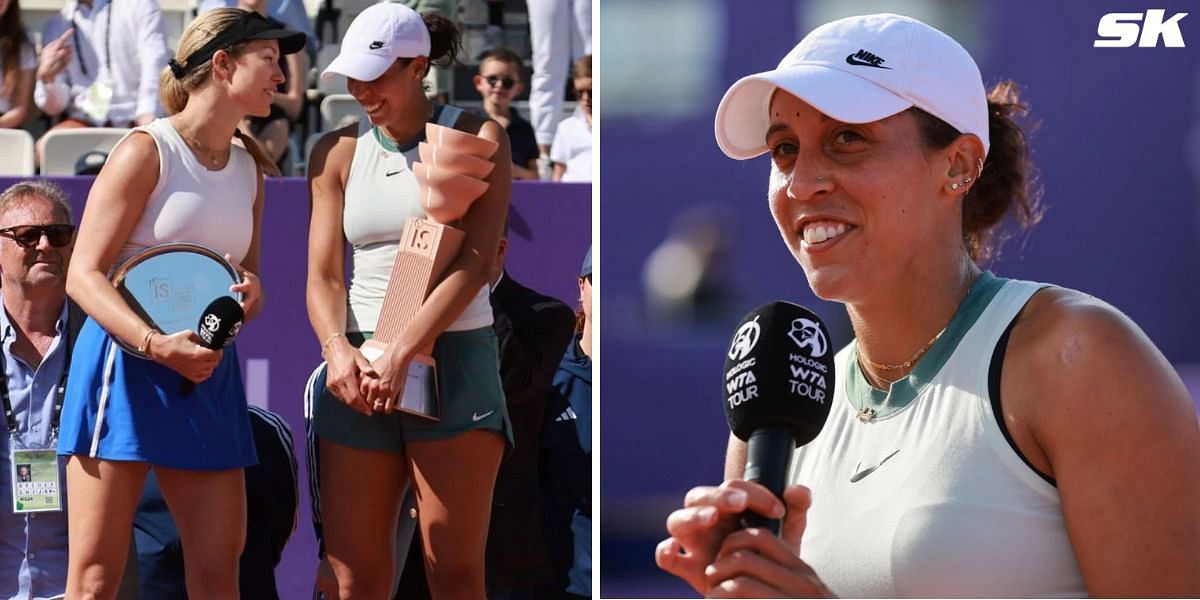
[71,0,113,78]
[0,325,72,441]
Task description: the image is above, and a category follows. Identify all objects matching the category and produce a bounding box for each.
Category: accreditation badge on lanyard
[10,444,61,513]
[0,322,70,513]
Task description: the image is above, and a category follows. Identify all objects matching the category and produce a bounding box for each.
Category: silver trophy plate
[110,243,242,357]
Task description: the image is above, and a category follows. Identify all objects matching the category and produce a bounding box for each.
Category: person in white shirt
[33,0,169,156]
[0,0,37,129]
[527,0,590,163]
[550,54,590,183]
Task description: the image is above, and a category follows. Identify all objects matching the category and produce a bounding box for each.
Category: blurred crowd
[0,0,591,181]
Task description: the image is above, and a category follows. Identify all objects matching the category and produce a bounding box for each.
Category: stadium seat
[319,95,362,132]
[40,128,130,176]
[315,43,348,95]
[0,130,36,176]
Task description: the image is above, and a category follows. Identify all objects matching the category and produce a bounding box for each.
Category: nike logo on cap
[845,49,891,69]
[370,41,385,50]
[472,410,495,422]
[849,449,900,482]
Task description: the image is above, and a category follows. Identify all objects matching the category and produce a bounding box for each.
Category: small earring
[951,182,960,190]
[964,176,972,184]
[977,157,984,177]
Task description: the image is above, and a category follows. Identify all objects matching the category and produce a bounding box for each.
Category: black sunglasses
[0,224,75,248]
[484,75,517,90]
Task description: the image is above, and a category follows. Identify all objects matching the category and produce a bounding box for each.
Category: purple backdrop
[0,175,590,599]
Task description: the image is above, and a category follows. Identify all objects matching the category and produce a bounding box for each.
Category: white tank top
[342,106,493,333]
[789,274,1087,597]
[113,118,256,265]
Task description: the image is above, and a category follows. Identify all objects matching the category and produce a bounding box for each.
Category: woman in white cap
[57,8,304,598]
[306,3,512,598]
[656,13,1200,597]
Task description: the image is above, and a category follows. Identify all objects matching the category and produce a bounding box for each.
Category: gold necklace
[181,131,229,167]
[859,326,946,372]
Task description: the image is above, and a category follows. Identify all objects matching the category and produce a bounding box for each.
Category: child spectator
[474,48,539,180]
[551,54,590,182]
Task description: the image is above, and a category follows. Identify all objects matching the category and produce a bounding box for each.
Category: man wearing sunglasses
[473,48,540,180]
[0,181,138,600]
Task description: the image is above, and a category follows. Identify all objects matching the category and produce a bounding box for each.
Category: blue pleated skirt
[57,317,258,471]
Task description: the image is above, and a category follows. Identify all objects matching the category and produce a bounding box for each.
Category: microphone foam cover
[723,301,835,446]
[195,296,244,350]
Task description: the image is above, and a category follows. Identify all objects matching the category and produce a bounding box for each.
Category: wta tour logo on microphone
[199,313,222,346]
[725,316,761,409]
[787,316,829,405]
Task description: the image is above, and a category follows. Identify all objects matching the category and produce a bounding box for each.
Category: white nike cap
[714,13,989,160]
[321,3,430,82]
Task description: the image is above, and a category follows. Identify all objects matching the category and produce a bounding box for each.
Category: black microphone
[179,296,244,397]
[723,301,836,535]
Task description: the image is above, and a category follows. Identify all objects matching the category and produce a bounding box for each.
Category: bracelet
[320,332,345,358]
[137,328,156,355]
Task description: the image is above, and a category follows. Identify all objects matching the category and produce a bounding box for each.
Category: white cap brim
[321,51,394,82]
[714,64,913,160]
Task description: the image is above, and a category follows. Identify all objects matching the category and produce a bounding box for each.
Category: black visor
[169,10,306,78]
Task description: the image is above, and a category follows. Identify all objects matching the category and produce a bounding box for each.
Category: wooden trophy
[357,123,498,420]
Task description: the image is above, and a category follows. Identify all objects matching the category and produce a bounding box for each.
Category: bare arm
[552,162,565,181]
[305,125,374,414]
[229,167,266,321]
[0,68,34,128]
[1006,288,1200,595]
[274,51,308,121]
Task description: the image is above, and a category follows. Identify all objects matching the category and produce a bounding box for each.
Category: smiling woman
[656,12,1200,598]
[305,3,512,599]
[52,8,305,598]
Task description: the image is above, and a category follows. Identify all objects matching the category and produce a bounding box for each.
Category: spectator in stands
[33,0,169,159]
[542,246,592,600]
[0,181,141,600]
[134,405,298,600]
[475,48,539,180]
[237,0,310,172]
[0,181,76,600]
[0,0,36,129]
[487,225,576,598]
[550,54,590,182]
[527,0,590,175]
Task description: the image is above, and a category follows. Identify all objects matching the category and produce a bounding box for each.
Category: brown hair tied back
[910,80,1044,264]
[423,11,463,69]
[160,8,280,177]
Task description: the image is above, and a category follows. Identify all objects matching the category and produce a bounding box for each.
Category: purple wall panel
[0,175,590,598]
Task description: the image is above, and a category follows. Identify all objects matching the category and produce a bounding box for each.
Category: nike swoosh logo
[385,170,404,176]
[472,410,495,422]
[849,449,900,483]
[845,55,892,69]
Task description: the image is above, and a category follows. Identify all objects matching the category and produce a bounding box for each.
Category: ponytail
[423,11,462,69]
[909,79,1044,264]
